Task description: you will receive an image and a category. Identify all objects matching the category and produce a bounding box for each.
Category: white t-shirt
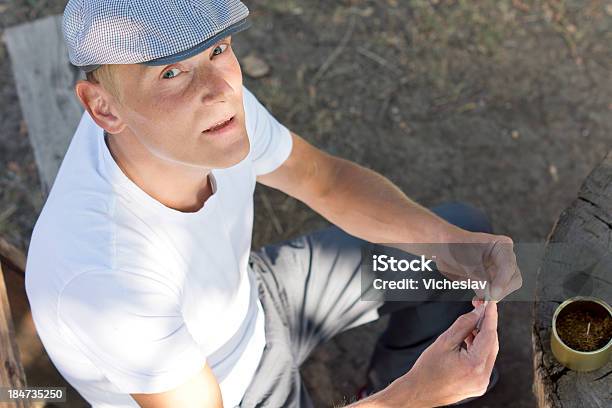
[25,86,292,408]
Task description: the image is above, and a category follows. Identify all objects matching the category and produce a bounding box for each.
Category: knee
[430,201,493,234]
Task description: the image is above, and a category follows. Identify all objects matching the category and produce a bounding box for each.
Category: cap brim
[142,17,251,66]
[80,64,102,73]
[76,17,251,73]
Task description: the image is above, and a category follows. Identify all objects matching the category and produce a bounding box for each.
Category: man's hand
[431,232,523,302]
[351,301,499,408]
[391,231,523,303]
[395,300,499,407]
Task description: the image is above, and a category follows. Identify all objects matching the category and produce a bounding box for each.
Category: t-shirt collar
[99,129,219,219]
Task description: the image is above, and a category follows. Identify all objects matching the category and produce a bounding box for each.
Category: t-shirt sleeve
[242,85,293,176]
[57,270,206,395]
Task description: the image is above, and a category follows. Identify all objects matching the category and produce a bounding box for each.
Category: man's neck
[104,131,213,213]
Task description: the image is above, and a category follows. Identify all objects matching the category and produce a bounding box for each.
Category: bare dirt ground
[1,0,611,407]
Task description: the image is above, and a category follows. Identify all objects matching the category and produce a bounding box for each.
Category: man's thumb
[441,304,485,347]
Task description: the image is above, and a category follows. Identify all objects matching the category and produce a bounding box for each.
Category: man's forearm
[341,374,428,408]
[306,156,468,245]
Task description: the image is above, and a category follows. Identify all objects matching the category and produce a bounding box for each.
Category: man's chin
[203,135,250,170]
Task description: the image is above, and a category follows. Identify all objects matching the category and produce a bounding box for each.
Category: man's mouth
[202,116,235,133]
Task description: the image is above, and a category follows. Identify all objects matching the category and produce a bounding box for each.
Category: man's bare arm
[258,131,521,301]
[257,131,466,245]
[130,362,223,408]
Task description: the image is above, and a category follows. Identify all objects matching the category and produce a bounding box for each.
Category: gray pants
[239,202,493,407]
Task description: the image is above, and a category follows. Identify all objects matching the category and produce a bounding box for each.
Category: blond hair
[85,65,122,102]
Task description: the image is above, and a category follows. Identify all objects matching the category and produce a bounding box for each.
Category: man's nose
[196,67,233,105]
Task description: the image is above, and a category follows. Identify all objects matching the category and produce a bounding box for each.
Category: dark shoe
[354,384,372,401]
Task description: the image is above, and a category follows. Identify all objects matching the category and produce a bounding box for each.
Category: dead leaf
[512,0,530,12]
[19,120,28,136]
[7,161,21,173]
[357,7,374,17]
[241,54,270,78]
[457,102,477,113]
[308,85,317,100]
[549,164,558,182]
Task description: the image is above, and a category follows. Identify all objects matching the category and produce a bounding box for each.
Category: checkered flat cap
[62,0,250,72]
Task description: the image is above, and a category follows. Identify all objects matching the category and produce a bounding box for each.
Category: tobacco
[556,305,612,352]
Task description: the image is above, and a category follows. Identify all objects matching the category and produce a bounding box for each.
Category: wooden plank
[0,237,26,275]
[0,262,31,408]
[3,14,85,198]
[0,240,87,407]
[533,151,612,408]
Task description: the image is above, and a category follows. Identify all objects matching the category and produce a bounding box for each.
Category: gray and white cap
[62,0,251,73]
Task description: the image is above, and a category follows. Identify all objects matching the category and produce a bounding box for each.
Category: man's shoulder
[31,181,116,248]
[26,174,141,293]
[31,109,126,250]
[25,194,116,301]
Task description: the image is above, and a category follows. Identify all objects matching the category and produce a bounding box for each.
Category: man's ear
[74,80,126,134]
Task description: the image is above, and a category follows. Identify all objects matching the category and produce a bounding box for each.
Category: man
[25,1,522,407]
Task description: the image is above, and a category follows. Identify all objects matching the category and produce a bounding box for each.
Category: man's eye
[212,44,228,57]
[162,68,181,79]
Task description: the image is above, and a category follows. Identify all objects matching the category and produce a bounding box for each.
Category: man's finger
[508,269,523,292]
[442,303,486,348]
[482,305,500,376]
[471,301,498,355]
[485,328,499,373]
[488,245,520,300]
[472,296,485,308]
[465,332,475,349]
[490,264,522,301]
[464,302,498,391]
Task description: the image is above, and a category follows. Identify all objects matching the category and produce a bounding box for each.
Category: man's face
[109,35,249,169]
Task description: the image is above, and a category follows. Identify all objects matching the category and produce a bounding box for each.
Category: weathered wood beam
[3,14,84,198]
[0,262,31,407]
[533,151,612,408]
[0,237,26,277]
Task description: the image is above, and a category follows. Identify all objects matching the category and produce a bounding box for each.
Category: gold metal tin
[550,296,612,372]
